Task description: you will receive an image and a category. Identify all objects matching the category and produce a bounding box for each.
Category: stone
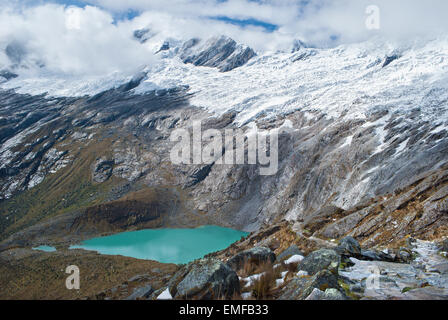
[398,247,413,263]
[304,288,346,300]
[171,258,240,300]
[302,270,341,298]
[226,247,276,271]
[350,284,363,293]
[92,157,114,183]
[277,244,304,262]
[304,288,325,300]
[125,284,154,300]
[279,269,342,300]
[296,249,341,276]
[322,288,348,300]
[359,249,395,262]
[335,236,361,257]
[402,287,448,300]
[128,274,150,282]
[430,263,448,275]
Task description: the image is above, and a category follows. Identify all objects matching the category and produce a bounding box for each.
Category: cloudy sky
[1,0,448,76]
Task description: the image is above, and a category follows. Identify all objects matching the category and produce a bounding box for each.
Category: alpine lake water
[32,245,57,252]
[69,226,248,264]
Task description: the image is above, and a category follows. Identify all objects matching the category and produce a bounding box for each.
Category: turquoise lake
[70,226,248,264]
[32,245,57,252]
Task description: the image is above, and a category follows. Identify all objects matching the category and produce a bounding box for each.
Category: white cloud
[90,0,299,26]
[86,0,448,48]
[283,0,448,45]
[0,4,155,76]
[1,0,448,78]
[127,10,293,52]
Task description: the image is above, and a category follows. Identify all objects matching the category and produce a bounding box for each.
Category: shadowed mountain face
[0,75,447,251]
[0,33,448,301]
[178,36,257,72]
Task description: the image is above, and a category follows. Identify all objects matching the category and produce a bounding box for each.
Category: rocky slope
[0,34,448,299]
[152,226,448,300]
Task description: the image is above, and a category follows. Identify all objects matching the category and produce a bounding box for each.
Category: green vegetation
[0,137,120,241]
[338,279,360,300]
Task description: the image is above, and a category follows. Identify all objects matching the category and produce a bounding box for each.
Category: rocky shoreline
[2,221,446,300]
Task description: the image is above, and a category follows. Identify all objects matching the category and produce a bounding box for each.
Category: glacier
[1,36,448,127]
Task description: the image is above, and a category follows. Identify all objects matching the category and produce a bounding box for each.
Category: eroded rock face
[179,36,256,72]
[296,249,341,276]
[92,157,114,183]
[226,247,276,271]
[1,81,448,248]
[169,258,240,300]
[125,284,154,300]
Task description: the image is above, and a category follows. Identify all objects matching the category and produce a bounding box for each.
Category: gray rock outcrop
[296,249,341,275]
[169,258,240,300]
[179,36,256,72]
[226,247,276,271]
[277,244,304,262]
[92,157,114,183]
[279,269,343,300]
[125,284,154,300]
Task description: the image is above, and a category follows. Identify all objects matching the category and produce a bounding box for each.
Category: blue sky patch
[19,0,279,30]
[209,16,278,32]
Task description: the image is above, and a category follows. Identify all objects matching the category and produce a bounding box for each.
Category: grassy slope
[0,135,121,241]
[0,248,178,300]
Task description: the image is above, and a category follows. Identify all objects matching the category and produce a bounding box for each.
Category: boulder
[226,247,276,271]
[92,157,114,183]
[302,270,341,298]
[304,288,325,300]
[278,269,342,300]
[297,249,341,275]
[335,236,361,257]
[277,244,304,262]
[125,284,154,300]
[359,249,395,262]
[170,258,240,299]
[398,247,413,263]
[305,288,347,300]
